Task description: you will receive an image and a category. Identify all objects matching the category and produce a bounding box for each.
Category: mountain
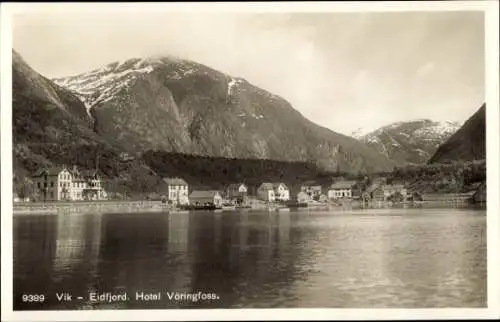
[428,104,486,164]
[51,55,395,173]
[352,119,462,164]
[12,50,162,194]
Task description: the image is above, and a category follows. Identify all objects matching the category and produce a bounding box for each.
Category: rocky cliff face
[428,104,486,164]
[12,50,159,192]
[52,55,395,173]
[13,49,105,171]
[352,120,462,164]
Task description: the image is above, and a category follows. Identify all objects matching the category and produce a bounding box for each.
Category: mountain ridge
[351,119,462,164]
[50,53,397,173]
[428,103,486,164]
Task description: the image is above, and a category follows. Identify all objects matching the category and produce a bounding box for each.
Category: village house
[362,182,381,201]
[189,190,223,207]
[31,166,106,201]
[409,191,423,202]
[327,181,357,199]
[163,177,189,205]
[226,183,248,204]
[351,187,363,200]
[472,183,486,204]
[257,182,290,202]
[372,184,408,202]
[257,183,276,202]
[300,183,322,200]
[69,166,106,201]
[318,194,329,203]
[296,191,312,204]
[31,167,73,201]
[273,182,290,201]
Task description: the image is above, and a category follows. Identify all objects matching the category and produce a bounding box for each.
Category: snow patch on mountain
[115,59,128,70]
[416,148,430,156]
[251,113,264,120]
[53,58,158,115]
[353,118,462,164]
[413,121,462,139]
[227,77,244,98]
[356,119,461,142]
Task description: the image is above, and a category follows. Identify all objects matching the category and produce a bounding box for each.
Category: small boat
[286,201,308,208]
[179,204,217,211]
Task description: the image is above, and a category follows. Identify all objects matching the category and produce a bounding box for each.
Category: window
[37,182,41,188]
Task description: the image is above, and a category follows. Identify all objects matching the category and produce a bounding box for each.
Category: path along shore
[13,200,172,215]
[12,198,482,215]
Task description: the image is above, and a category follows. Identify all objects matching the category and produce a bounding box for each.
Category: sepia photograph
[1,1,499,321]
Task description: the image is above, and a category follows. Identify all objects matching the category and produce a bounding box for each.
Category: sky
[12,9,485,136]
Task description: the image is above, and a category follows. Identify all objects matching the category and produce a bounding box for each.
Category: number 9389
[22,294,45,302]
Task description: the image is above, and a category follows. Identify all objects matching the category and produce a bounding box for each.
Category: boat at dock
[286,201,308,208]
[179,204,222,211]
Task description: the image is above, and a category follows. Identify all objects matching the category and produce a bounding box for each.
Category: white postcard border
[1,1,499,321]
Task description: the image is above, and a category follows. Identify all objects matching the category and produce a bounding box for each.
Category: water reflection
[165,213,192,299]
[168,213,189,252]
[13,209,486,310]
[52,213,87,278]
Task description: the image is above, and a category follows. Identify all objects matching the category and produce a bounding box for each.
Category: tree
[389,191,404,203]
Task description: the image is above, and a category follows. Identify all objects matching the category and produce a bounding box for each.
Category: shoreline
[12,199,485,215]
[13,200,172,215]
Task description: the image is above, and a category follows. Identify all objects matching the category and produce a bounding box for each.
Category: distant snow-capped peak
[354,119,461,141]
[412,120,462,139]
[351,118,463,164]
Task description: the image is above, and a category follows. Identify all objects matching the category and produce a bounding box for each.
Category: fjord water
[13,208,486,309]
